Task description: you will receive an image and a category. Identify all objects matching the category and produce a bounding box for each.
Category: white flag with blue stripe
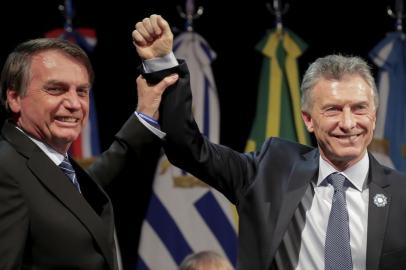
[369,32,406,171]
[137,32,238,270]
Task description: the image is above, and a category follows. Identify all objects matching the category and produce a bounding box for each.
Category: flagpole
[387,0,406,32]
[266,0,289,33]
[177,0,204,32]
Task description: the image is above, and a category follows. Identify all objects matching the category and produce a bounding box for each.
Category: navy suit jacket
[152,61,406,270]
[0,115,160,269]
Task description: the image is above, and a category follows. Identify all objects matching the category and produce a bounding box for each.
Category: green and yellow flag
[246,29,310,152]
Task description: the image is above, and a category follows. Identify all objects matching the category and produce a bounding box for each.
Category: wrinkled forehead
[312,75,375,104]
[29,50,90,81]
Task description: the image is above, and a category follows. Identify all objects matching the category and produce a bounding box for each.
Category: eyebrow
[320,100,370,108]
[44,80,91,89]
[351,101,370,107]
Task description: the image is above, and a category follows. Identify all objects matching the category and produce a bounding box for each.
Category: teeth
[58,117,77,123]
[336,135,359,139]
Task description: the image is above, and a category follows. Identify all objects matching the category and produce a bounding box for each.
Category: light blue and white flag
[137,32,238,270]
[369,32,406,171]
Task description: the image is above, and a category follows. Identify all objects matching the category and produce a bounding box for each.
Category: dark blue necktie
[324,173,353,270]
[59,156,81,193]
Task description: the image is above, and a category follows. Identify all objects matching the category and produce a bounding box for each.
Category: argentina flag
[369,32,406,171]
[137,31,238,269]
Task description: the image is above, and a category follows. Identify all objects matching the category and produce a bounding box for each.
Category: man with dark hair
[0,37,178,269]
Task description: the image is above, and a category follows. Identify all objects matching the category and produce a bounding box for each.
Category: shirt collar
[317,152,369,192]
[15,126,66,165]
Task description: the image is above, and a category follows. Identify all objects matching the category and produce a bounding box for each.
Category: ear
[371,110,377,131]
[6,90,22,113]
[301,111,314,133]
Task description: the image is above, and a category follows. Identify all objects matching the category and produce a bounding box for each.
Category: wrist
[136,112,160,129]
[137,112,158,121]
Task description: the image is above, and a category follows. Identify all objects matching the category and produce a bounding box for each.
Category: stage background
[0,0,395,268]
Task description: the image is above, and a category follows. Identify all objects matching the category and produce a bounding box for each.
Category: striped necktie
[59,156,81,193]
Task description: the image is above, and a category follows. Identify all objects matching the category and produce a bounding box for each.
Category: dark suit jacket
[152,61,406,270]
[0,115,160,269]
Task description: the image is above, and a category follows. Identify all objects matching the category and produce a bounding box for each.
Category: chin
[333,151,363,162]
[55,133,80,144]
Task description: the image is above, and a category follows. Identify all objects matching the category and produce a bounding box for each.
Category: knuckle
[135,22,143,29]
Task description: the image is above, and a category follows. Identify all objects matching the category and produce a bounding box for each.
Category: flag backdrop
[137,32,238,270]
[246,28,310,152]
[45,28,101,161]
[369,31,406,171]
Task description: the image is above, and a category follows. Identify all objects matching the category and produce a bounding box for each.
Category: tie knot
[59,156,75,175]
[59,156,81,193]
[328,173,346,191]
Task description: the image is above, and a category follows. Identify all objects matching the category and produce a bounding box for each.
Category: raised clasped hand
[132,14,173,60]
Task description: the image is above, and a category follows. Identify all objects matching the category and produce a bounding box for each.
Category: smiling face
[7,50,91,154]
[301,74,376,170]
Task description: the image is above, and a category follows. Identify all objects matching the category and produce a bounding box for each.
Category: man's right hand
[132,14,173,60]
[136,73,179,120]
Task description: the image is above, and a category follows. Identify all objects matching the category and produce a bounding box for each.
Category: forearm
[88,115,161,187]
[88,51,179,186]
[155,61,254,204]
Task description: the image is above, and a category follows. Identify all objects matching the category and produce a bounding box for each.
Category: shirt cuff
[143,52,179,73]
[134,111,166,139]
[137,112,160,128]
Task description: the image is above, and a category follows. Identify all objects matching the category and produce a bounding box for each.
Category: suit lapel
[2,122,115,270]
[267,149,319,266]
[366,155,391,270]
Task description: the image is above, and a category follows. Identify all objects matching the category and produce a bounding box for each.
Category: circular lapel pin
[373,194,388,207]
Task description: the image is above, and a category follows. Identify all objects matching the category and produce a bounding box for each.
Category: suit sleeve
[87,114,162,188]
[156,61,258,205]
[0,167,29,269]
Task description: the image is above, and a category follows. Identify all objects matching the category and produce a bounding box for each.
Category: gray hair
[0,38,94,112]
[179,251,233,270]
[300,54,378,112]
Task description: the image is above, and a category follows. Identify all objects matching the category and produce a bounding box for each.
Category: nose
[64,88,81,110]
[339,108,355,131]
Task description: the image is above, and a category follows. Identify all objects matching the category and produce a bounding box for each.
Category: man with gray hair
[133,15,406,270]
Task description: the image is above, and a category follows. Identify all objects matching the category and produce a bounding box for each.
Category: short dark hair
[0,38,94,111]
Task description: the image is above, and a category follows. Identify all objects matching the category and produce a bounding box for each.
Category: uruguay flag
[137,32,238,269]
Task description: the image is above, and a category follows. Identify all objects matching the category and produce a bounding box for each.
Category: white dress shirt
[15,126,65,165]
[275,153,370,270]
